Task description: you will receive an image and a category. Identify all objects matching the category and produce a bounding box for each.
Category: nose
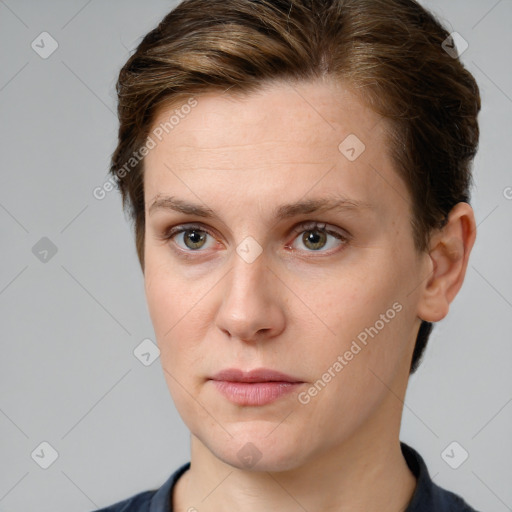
[214,250,286,343]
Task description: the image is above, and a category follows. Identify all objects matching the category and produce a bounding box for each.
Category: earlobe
[417,202,476,323]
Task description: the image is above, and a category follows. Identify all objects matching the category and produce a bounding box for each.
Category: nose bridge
[215,243,285,341]
[227,244,272,307]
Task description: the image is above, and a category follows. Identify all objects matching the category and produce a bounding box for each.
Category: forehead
[143,79,410,220]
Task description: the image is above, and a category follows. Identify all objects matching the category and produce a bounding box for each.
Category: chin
[220,446,306,473]
[200,421,310,473]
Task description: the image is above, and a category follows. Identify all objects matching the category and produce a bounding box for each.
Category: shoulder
[430,483,481,512]
[401,442,481,512]
[93,490,155,511]
[92,462,191,512]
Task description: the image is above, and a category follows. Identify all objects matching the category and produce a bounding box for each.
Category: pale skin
[142,77,476,512]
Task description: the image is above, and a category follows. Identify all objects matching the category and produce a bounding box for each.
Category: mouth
[209,368,304,406]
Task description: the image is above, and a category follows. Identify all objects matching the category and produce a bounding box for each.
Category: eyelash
[160,221,350,258]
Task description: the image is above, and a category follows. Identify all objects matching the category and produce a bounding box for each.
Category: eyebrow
[148,194,374,220]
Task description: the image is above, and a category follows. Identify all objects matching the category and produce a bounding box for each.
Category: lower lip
[211,380,302,406]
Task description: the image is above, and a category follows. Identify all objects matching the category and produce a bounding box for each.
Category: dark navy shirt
[94,442,480,511]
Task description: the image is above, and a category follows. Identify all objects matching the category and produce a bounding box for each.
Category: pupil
[304,230,326,250]
[187,230,205,248]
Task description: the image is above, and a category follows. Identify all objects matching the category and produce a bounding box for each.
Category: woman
[98,0,481,510]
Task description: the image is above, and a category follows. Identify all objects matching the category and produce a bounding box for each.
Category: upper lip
[210,368,303,383]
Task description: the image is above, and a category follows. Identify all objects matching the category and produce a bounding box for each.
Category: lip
[211,368,303,383]
[209,368,304,406]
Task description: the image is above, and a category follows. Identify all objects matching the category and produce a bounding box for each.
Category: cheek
[145,247,201,328]
[145,261,191,361]
[299,252,414,383]
[301,259,401,337]
[145,270,177,340]
[294,297,411,445]
[145,270,207,416]
[144,258,214,371]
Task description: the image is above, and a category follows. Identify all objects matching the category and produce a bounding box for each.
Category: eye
[161,221,349,256]
[288,221,348,253]
[165,224,217,252]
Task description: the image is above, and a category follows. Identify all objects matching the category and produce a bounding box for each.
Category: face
[143,79,428,471]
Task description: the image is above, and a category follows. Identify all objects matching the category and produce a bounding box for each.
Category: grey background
[0,0,511,510]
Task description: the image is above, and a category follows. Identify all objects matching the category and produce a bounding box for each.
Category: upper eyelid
[290,220,348,237]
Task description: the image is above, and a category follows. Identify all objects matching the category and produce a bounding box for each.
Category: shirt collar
[401,441,444,511]
[149,461,190,512]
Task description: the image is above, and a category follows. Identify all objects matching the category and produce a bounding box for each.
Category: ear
[416,202,476,323]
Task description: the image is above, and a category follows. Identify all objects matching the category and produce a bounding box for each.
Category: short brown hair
[110,0,481,373]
